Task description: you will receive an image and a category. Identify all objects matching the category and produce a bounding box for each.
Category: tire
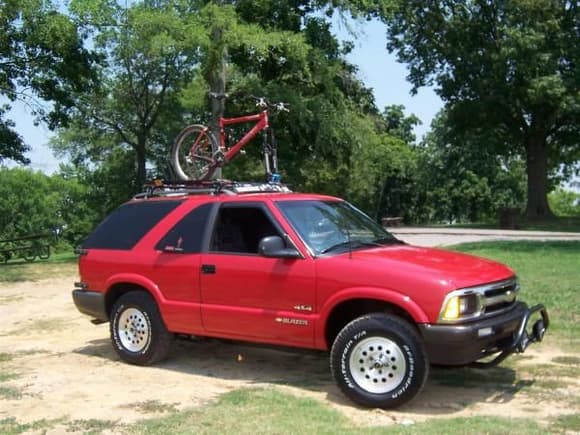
[110,291,173,365]
[171,124,219,181]
[330,313,428,408]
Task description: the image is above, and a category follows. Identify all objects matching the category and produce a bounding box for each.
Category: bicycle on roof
[170,93,288,183]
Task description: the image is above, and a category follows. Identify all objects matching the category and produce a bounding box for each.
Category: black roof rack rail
[134,179,292,199]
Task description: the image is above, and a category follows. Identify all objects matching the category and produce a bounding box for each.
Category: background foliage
[0,0,579,247]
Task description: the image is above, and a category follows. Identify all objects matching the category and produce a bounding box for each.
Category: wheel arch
[319,288,428,349]
[104,274,164,318]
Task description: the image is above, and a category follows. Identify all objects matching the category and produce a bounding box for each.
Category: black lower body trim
[419,302,548,366]
[72,289,108,322]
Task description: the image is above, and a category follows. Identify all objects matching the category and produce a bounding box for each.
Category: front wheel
[330,314,428,408]
[110,291,173,365]
[171,124,219,181]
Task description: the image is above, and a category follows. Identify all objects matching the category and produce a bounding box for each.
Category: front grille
[481,278,519,315]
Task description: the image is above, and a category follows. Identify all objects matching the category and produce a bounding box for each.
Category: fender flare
[104,273,167,310]
[316,287,429,348]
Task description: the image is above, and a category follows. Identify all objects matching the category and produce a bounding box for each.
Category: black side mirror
[259,236,301,259]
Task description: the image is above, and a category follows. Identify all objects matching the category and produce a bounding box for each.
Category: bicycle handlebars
[208,92,288,112]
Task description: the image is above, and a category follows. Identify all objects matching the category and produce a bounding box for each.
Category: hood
[351,244,514,290]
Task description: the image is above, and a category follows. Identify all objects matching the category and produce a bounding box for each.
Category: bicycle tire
[171,124,219,181]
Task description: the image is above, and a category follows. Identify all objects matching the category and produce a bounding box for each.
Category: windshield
[276,200,400,256]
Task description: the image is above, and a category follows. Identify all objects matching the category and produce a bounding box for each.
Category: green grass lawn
[453,241,580,346]
[126,388,548,435]
[0,252,77,282]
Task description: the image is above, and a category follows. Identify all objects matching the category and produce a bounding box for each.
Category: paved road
[389,227,580,247]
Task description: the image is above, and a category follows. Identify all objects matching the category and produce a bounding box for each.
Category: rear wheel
[110,291,173,365]
[330,313,428,408]
[171,124,219,181]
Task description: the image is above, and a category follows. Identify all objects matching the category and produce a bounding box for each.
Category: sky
[5,18,443,175]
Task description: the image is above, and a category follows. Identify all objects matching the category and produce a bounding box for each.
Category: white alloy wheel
[348,337,407,394]
[117,307,150,352]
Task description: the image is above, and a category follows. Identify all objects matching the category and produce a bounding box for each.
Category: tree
[0,0,94,163]
[0,167,96,246]
[57,0,198,189]
[54,0,416,217]
[383,0,580,218]
[548,188,580,217]
[416,111,526,223]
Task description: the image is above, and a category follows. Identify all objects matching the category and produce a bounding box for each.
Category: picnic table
[0,234,51,263]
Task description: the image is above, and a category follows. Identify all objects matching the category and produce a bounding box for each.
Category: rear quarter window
[82,200,182,250]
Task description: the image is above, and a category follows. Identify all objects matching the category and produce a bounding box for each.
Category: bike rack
[135,179,292,199]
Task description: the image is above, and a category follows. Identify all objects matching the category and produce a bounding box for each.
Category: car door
[199,201,316,346]
[147,202,214,335]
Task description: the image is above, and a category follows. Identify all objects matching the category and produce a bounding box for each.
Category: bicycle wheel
[171,124,219,181]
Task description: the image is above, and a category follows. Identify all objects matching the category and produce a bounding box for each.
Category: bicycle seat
[209,92,227,100]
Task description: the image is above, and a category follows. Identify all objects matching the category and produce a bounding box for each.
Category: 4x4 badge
[293,304,313,312]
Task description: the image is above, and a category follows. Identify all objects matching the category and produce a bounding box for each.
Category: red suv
[73,181,548,408]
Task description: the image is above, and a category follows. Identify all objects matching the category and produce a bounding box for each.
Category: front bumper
[72,289,108,322]
[419,302,549,366]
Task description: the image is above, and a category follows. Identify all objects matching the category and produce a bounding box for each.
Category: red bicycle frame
[218,110,269,163]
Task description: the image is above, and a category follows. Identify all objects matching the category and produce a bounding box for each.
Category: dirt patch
[1,276,578,431]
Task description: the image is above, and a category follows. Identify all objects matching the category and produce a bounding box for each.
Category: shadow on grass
[74,337,527,415]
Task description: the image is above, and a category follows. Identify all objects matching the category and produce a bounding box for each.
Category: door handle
[201,264,216,274]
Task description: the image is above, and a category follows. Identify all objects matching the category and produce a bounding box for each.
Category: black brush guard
[471,304,550,368]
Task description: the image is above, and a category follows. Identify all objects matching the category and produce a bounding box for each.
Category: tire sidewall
[332,316,426,408]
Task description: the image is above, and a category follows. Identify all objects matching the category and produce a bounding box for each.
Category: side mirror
[259,236,301,259]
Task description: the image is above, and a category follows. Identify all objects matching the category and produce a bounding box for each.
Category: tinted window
[83,201,182,250]
[211,206,281,254]
[156,203,213,253]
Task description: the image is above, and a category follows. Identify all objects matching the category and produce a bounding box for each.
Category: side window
[156,203,213,253]
[82,200,183,250]
[211,205,281,254]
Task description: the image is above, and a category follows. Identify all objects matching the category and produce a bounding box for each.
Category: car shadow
[73,336,532,414]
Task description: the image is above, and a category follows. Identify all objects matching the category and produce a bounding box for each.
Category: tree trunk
[135,140,147,192]
[524,132,553,219]
[208,15,227,179]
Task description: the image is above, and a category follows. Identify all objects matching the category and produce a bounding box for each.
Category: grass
[0,252,77,282]
[552,355,580,365]
[0,386,22,400]
[453,241,580,347]
[0,418,63,435]
[66,419,119,434]
[127,388,547,435]
[125,400,179,414]
[551,414,580,433]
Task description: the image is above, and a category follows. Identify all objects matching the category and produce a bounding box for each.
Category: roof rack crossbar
[135,179,292,199]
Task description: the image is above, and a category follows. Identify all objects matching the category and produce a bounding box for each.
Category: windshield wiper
[373,236,405,245]
[320,240,381,255]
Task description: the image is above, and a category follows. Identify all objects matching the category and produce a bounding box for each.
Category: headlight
[438,278,519,323]
[439,292,482,322]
